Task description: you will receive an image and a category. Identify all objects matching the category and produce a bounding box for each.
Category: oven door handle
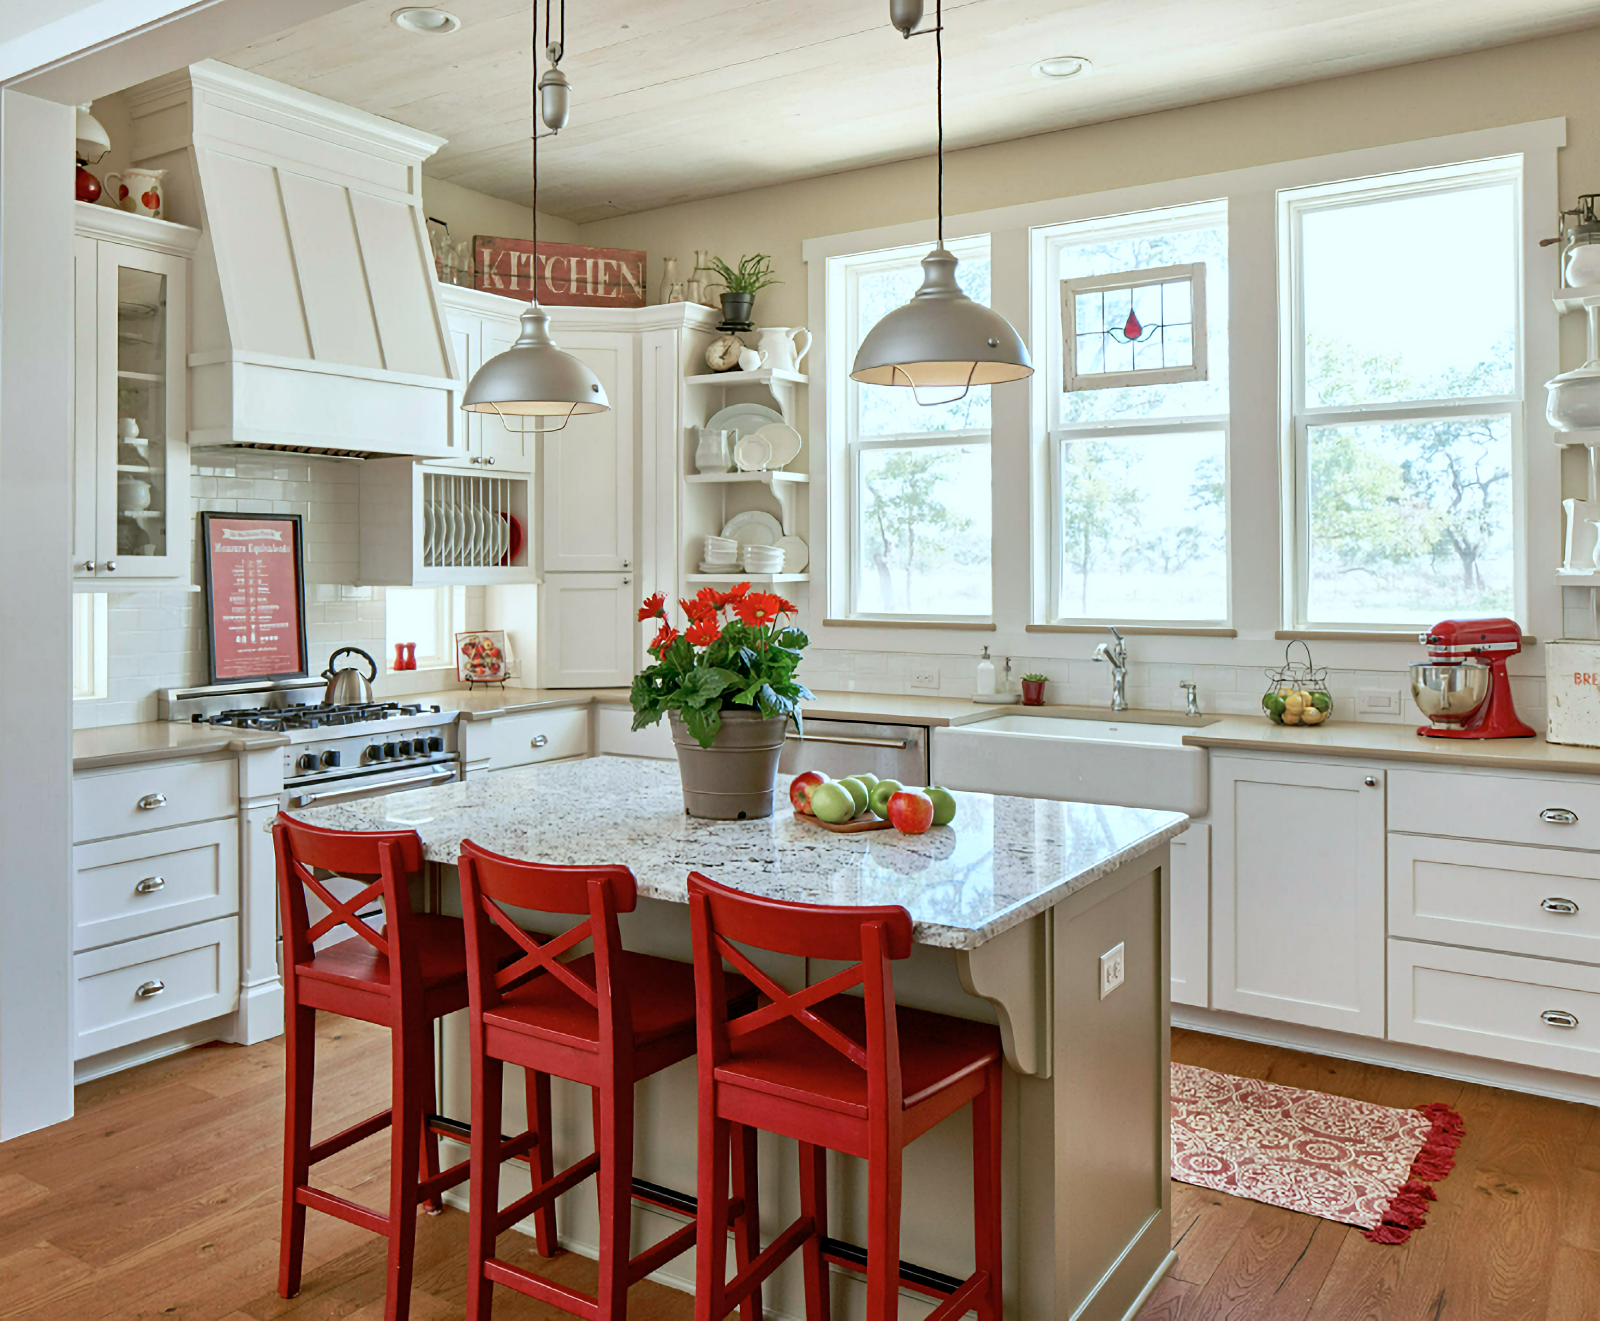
[783,732,911,750]
[286,769,458,809]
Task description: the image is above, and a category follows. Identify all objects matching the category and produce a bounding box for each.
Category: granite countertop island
[287,755,1187,950]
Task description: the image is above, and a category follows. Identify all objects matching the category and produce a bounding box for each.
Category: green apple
[810,780,859,824]
[868,778,904,819]
[925,786,958,826]
[836,776,870,814]
[854,772,880,790]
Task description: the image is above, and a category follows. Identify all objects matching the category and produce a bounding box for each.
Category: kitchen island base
[429,845,1170,1321]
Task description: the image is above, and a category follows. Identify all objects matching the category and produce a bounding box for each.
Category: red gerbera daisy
[685,617,721,647]
[682,595,716,624]
[651,621,679,651]
[637,592,667,621]
[776,596,798,615]
[724,582,751,599]
[733,592,784,628]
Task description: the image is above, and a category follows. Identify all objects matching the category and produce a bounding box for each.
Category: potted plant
[631,584,813,819]
[708,253,780,329]
[1020,672,1048,706]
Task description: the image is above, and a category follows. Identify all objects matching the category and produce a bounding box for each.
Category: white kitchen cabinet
[539,573,636,688]
[1170,823,1210,1008]
[437,293,534,473]
[595,703,675,759]
[73,206,198,590]
[1211,754,1386,1037]
[541,329,635,574]
[357,459,537,586]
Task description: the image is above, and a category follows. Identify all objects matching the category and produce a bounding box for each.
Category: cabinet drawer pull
[1542,896,1580,915]
[1540,807,1579,825]
[134,876,166,895]
[135,980,166,1000]
[1541,1009,1580,1030]
[1364,776,1378,787]
[531,734,549,748]
[136,792,168,811]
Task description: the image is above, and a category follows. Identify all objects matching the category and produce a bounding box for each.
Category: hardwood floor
[1,1020,1594,1320]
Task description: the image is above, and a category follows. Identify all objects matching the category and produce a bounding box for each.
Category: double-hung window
[385,585,465,670]
[1283,159,1521,628]
[838,236,993,619]
[1041,202,1230,624]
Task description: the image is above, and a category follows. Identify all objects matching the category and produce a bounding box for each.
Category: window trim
[385,584,465,672]
[72,593,107,702]
[1280,156,1525,632]
[1061,261,1208,392]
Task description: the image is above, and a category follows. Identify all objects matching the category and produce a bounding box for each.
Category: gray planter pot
[669,709,788,819]
[719,291,755,326]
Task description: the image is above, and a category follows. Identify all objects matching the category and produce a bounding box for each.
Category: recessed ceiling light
[1031,55,1092,80]
[392,7,461,35]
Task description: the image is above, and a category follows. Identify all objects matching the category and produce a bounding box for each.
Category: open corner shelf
[684,367,807,388]
[685,572,810,584]
[1554,284,1600,314]
[1557,568,1600,585]
[685,470,809,485]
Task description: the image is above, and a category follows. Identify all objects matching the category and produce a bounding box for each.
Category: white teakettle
[755,326,812,374]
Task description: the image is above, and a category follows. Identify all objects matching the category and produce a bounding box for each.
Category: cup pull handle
[531,734,549,748]
[135,980,166,1000]
[1541,1009,1579,1029]
[1542,896,1580,915]
[1541,807,1579,825]
[137,792,167,811]
[135,876,166,895]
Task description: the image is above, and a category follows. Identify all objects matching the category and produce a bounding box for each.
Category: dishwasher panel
[778,719,930,786]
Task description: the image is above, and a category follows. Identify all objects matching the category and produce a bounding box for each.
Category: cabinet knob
[484,456,496,466]
[1542,896,1580,915]
[135,980,166,1000]
[531,734,549,748]
[1363,776,1378,787]
[80,560,95,572]
[134,876,166,895]
[102,559,118,572]
[1541,1008,1579,1029]
[136,792,167,811]
[1541,807,1579,825]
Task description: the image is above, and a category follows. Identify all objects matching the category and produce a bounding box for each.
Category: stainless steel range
[161,679,462,810]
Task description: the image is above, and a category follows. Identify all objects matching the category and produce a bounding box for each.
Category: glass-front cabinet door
[73,228,190,587]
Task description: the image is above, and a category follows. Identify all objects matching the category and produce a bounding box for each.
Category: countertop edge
[1181,728,1600,774]
[73,730,290,771]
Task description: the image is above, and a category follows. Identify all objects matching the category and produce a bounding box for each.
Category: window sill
[1029,623,1237,637]
[1275,629,1539,645]
[386,663,454,676]
[823,618,997,631]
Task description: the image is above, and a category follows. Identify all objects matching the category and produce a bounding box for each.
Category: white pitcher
[755,326,812,373]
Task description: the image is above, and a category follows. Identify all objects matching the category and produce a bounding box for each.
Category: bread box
[1546,640,1600,746]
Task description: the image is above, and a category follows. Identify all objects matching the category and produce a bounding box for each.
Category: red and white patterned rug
[1171,1063,1464,1243]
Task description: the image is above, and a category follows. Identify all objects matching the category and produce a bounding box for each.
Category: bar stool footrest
[309,1107,393,1165]
[496,1151,601,1236]
[724,1212,816,1311]
[296,1185,389,1236]
[485,1257,601,1320]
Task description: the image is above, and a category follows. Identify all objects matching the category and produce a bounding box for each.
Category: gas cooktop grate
[195,701,439,731]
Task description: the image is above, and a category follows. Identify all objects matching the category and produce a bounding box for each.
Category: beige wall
[575,24,1600,372]
[421,175,579,248]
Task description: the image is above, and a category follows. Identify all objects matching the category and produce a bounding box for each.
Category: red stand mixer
[1410,617,1535,739]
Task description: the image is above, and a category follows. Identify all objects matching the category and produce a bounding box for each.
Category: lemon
[1281,711,1301,724]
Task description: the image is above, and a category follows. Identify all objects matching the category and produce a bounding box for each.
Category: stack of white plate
[742,544,784,574]
[700,533,740,574]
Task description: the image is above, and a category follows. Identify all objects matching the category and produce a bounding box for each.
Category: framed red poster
[199,512,309,684]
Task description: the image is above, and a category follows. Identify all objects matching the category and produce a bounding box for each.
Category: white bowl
[705,535,738,550]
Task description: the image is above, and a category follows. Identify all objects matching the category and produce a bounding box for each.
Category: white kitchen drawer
[594,704,674,760]
[1389,766,1600,851]
[1388,834,1600,965]
[73,758,236,843]
[73,818,239,952]
[487,707,590,772]
[73,917,239,1059]
[1388,939,1600,1076]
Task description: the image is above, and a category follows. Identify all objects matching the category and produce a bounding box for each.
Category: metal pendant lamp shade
[851,247,1032,388]
[461,0,606,432]
[852,0,1032,396]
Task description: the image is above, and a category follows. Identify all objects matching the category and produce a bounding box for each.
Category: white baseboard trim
[1174,1006,1600,1106]
[228,980,284,1046]
[1119,1250,1177,1321]
[73,1014,233,1084]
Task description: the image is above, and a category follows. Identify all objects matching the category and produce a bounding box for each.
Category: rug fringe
[1362,1101,1464,1245]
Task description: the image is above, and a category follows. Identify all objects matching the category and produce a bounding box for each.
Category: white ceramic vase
[755,326,812,373]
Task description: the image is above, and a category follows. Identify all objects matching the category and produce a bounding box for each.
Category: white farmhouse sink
[930,714,1209,816]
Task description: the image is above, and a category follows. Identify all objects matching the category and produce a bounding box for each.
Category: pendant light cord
[936,0,943,248]
[531,0,539,291]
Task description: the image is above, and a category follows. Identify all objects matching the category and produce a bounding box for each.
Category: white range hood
[123,61,457,459]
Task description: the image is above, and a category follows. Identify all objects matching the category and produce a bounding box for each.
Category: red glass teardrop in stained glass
[1122,308,1142,341]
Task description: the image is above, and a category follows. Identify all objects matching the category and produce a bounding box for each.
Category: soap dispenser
[975,647,996,697]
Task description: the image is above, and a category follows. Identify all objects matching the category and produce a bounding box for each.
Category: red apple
[887,789,934,835]
[789,770,829,815]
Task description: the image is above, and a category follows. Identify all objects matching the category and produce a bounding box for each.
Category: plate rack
[357,458,536,586]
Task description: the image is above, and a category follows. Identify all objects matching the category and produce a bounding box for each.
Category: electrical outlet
[911,666,940,690]
[1356,687,1402,716]
[1099,942,1126,999]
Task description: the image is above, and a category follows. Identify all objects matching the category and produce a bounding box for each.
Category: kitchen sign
[199,512,310,684]
[474,236,647,308]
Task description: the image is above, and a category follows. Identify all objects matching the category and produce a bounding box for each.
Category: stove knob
[382,742,397,760]
[427,736,444,754]
[320,750,341,769]
[364,744,383,764]
[297,753,319,773]
[397,739,413,757]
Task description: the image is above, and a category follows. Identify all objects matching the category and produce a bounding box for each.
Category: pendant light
[851,0,1033,401]
[461,0,606,433]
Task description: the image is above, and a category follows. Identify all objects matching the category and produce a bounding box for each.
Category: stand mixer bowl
[1410,661,1491,725]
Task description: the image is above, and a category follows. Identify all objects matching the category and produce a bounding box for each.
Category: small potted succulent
[1020,672,1048,706]
[708,253,780,329]
[631,584,813,819]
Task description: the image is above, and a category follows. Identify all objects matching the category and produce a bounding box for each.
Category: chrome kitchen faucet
[1093,626,1129,712]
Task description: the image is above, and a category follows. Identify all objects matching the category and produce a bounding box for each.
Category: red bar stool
[457,839,765,1321]
[273,815,529,1321]
[687,872,1004,1321]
